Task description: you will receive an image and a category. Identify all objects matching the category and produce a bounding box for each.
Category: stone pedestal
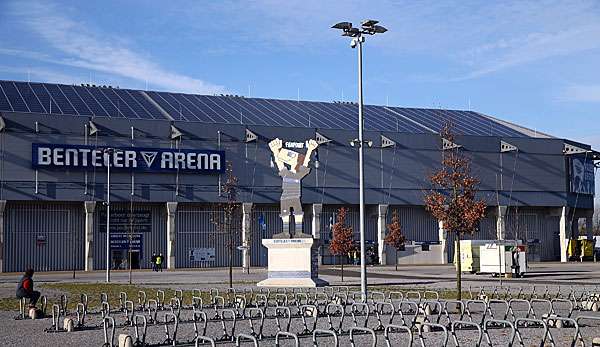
[257,238,328,287]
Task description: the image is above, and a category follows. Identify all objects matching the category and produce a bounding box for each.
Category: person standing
[156,253,163,272]
[16,268,40,308]
[151,253,157,272]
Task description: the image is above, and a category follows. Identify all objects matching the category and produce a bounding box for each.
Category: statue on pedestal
[268,138,319,239]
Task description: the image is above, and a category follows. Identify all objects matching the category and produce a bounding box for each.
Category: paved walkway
[1,262,599,291]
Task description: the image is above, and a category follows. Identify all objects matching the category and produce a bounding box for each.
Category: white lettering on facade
[161,152,173,169]
[174,152,185,169]
[210,154,221,171]
[125,151,137,168]
[38,147,52,165]
[52,148,64,166]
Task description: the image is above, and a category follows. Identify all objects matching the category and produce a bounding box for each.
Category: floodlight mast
[332,20,387,302]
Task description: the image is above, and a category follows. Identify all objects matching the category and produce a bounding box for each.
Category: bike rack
[483,319,515,347]
[418,322,448,347]
[194,335,216,347]
[451,320,482,347]
[325,303,345,333]
[162,312,179,346]
[514,318,551,347]
[349,327,376,347]
[350,302,370,328]
[274,306,292,333]
[312,329,338,347]
[246,307,264,339]
[133,314,147,347]
[384,324,413,347]
[102,316,116,347]
[235,333,258,347]
[275,331,299,347]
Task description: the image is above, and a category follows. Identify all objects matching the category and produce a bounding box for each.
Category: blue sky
[1,0,600,148]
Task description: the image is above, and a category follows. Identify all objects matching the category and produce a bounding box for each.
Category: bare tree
[424,124,486,300]
[211,162,242,289]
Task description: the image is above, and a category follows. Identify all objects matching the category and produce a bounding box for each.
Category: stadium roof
[0,79,549,138]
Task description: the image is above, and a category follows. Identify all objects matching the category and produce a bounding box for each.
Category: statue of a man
[269,138,319,238]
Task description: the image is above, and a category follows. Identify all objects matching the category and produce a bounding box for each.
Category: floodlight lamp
[373,25,387,34]
[332,22,352,30]
[361,19,379,28]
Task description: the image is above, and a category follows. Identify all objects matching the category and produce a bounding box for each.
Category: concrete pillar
[0,200,6,273]
[166,202,178,270]
[496,206,507,240]
[311,204,323,265]
[438,221,448,264]
[586,211,594,240]
[559,206,570,263]
[242,203,253,272]
[377,204,388,265]
[84,201,96,271]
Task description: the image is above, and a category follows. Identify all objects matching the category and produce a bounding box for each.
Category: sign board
[32,143,225,174]
[110,233,143,252]
[189,248,215,262]
[570,156,595,195]
[98,209,152,233]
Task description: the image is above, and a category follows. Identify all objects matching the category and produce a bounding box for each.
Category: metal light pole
[332,20,387,301]
[104,148,113,283]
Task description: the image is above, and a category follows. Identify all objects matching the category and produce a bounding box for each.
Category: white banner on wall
[570,157,595,195]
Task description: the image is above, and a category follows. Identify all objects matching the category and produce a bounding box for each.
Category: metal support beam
[84,201,96,271]
[312,204,323,265]
[496,206,507,240]
[242,203,253,272]
[0,200,6,273]
[166,202,178,270]
[377,204,388,265]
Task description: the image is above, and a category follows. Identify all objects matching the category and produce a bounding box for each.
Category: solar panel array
[0,80,528,137]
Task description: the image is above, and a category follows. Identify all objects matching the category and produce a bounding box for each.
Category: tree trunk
[395,248,398,271]
[341,256,344,282]
[456,234,462,301]
[227,217,233,289]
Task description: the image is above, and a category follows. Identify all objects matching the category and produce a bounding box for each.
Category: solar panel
[0,81,29,112]
[44,83,78,115]
[57,85,92,115]
[190,94,234,124]
[0,80,532,138]
[0,84,13,112]
[73,85,109,116]
[14,82,44,113]
[127,90,166,119]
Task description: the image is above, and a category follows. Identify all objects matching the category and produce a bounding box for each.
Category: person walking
[156,253,163,272]
[16,268,41,308]
[151,253,157,272]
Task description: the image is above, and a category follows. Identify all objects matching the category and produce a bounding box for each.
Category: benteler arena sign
[32,143,225,173]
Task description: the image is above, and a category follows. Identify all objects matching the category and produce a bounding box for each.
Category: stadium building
[0,79,596,273]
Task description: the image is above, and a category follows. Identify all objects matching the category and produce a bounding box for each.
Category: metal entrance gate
[175,204,242,268]
[3,202,84,272]
[385,206,439,265]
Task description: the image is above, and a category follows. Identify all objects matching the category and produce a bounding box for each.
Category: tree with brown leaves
[424,125,486,300]
[329,207,355,282]
[385,210,406,271]
[211,161,241,289]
